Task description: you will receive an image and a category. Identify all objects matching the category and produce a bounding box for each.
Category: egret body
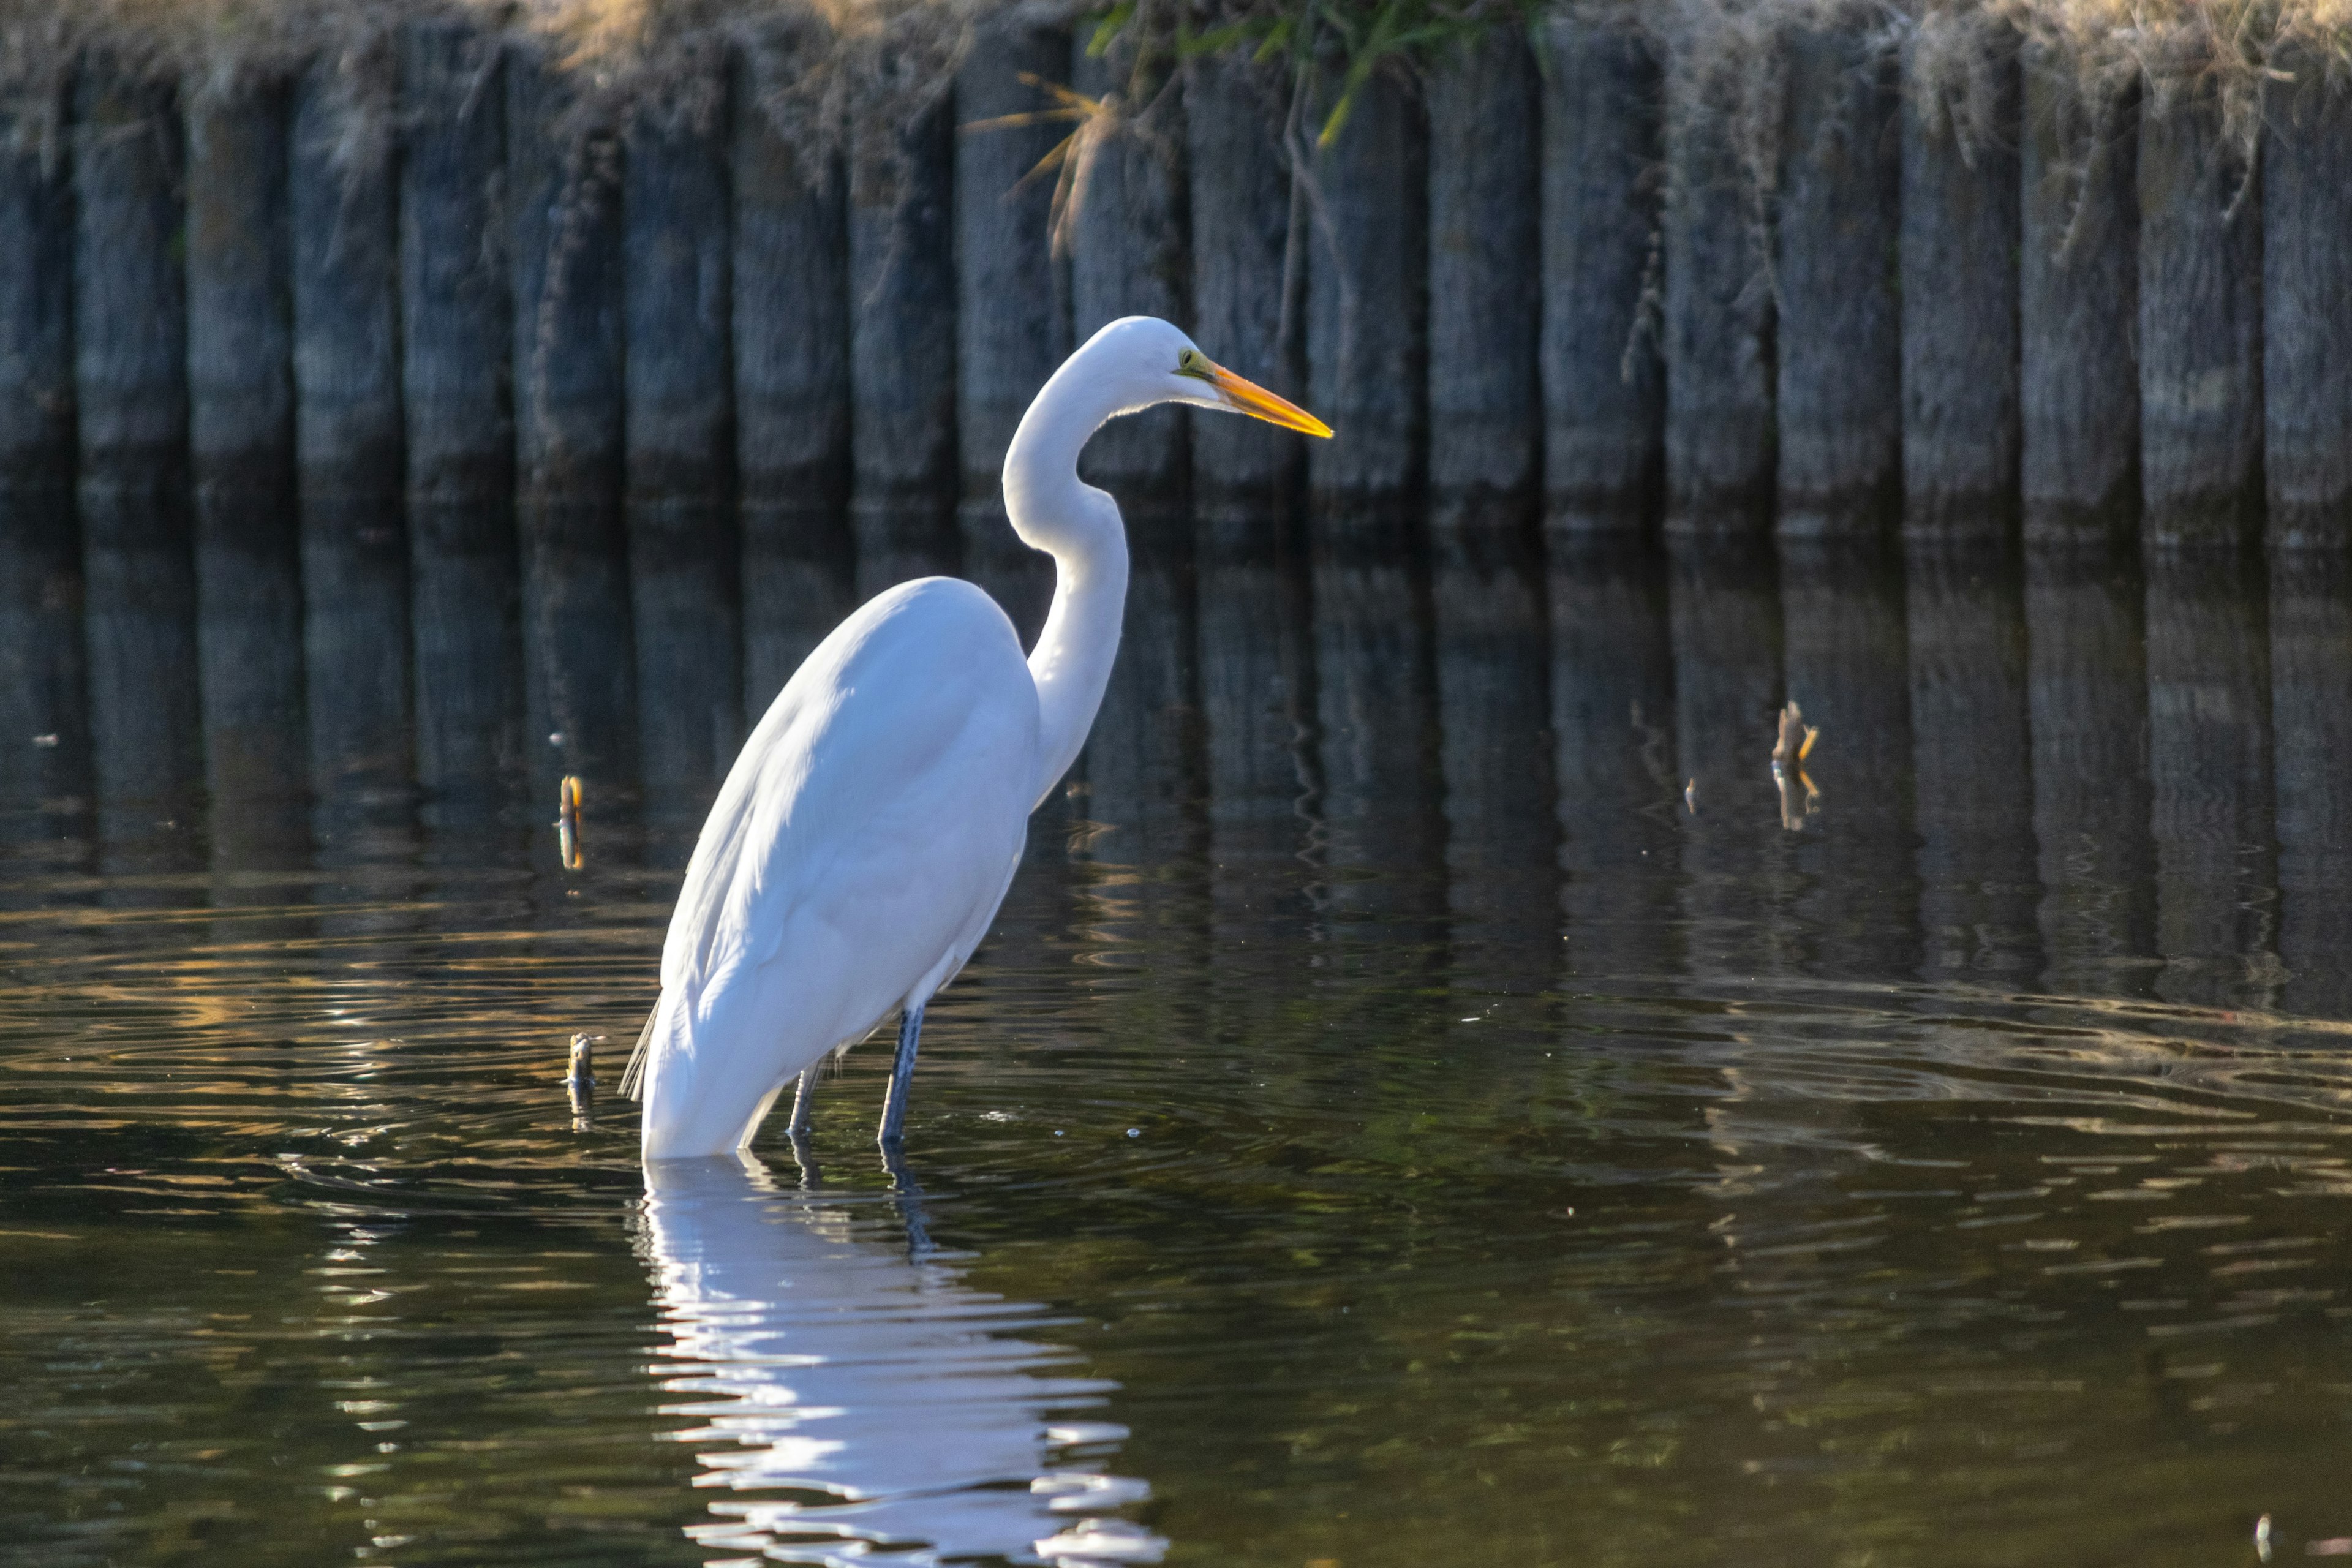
[628,317,1329,1158]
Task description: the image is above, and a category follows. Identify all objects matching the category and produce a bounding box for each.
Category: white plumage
[628,316,1331,1159]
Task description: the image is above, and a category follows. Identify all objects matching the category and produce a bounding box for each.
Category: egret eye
[1177,349,1206,377]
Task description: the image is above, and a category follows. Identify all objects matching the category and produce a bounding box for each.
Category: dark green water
[7,537,2352,1565]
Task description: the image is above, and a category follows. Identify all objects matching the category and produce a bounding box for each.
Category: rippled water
[7,534,2352,1564]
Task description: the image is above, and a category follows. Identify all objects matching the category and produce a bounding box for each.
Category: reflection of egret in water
[638,1155,1165,1567]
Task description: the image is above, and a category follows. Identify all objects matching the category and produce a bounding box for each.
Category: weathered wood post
[1660,32,1773,532]
[292,57,412,791]
[1905,541,2038,978]
[1779,540,1918,977]
[2143,550,2276,1010]
[509,45,636,788]
[2263,58,2352,552]
[1305,63,1425,527]
[1899,27,2021,537]
[75,64,203,803]
[2019,47,2138,544]
[2137,81,2261,549]
[956,17,1069,641]
[184,77,304,800]
[1185,55,1300,521]
[402,19,521,794]
[1551,542,1676,979]
[625,66,741,797]
[0,91,84,802]
[1774,22,1900,535]
[2270,554,2352,1016]
[1425,29,1538,530]
[848,59,959,596]
[1069,39,1189,519]
[1539,15,1662,537]
[733,37,853,710]
[2023,543,2154,993]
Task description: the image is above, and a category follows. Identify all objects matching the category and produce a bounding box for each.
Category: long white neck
[1003,357,1132,808]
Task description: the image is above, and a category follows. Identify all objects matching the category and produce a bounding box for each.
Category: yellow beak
[1204,361,1334,439]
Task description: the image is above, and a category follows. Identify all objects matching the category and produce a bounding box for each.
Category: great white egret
[625,315,1331,1159]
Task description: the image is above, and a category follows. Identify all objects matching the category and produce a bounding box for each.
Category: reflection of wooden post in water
[2020,49,2138,545]
[2143,548,2277,1011]
[2023,543,2155,996]
[956,20,1069,644]
[625,72,742,798]
[1432,515,1553,992]
[2264,60,2352,551]
[2138,89,2262,550]
[1186,56,1298,521]
[1539,15,1660,537]
[1660,34,1771,534]
[2270,554,2352,1018]
[733,42,853,711]
[1668,537,1785,986]
[1425,32,1537,530]
[1070,40,1188,513]
[185,81,305,802]
[1774,24,1900,537]
[1905,541,2038,982]
[1306,67,1424,521]
[402,22,521,794]
[849,66,959,595]
[1899,34,2019,538]
[1551,541,1676,984]
[1780,540,1919,980]
[509,48,636,791]
[0,97,85,803]
[1084,557,1203,871]
[293,58,413,793]
[75,64,203,804]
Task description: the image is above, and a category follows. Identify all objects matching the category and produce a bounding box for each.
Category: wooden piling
[292,58,412,790]
[625,69,741,794]
[956,18,1069,640]
[1899,37,2021,537]
[1774,25,1901,536]
[2022,542,2155,994]
[2263,59,2352,551]
[1305,64,1425,525]
[2137,88,2261,550]
[1905,541,2038,978]
[2143,549,2277,1010]
[401,19,521,793]
[1185,56,1300,520]
[1069,39,1189,516]
[0,90,74,494]
[1660,41,1773,532]
[1539,16,1662,537]
[2019,49,2138,545]
[848,65,959,595]
[733,40,853,710]
[184,78,305,799]
[2269,553,2352,1016]
[1425,30,1539,530]
[509,45,636,787]
[74,64,203,802]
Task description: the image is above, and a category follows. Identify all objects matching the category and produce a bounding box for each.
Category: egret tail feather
[620,1000,659,1101]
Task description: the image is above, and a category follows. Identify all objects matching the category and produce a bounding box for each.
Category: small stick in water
[567,1031,603,1126]
[556,775,584,869]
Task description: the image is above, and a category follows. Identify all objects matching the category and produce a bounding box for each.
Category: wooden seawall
[1,20,2344,809]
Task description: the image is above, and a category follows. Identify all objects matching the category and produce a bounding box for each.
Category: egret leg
[783,1068,820,1185]
[877,1002,925,1150]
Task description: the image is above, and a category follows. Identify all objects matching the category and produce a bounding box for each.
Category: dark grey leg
[877,1001,925,1148]
[785,1067,815,1136]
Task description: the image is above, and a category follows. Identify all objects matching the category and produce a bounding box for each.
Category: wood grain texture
[2263,65,2352,549]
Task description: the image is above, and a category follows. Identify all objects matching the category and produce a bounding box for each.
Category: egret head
[1082,315,1333,437]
